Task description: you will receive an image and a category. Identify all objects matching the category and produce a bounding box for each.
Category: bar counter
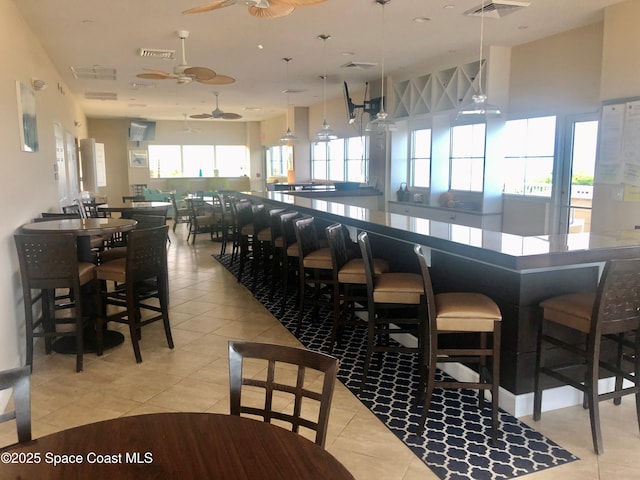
[240,192,640,399]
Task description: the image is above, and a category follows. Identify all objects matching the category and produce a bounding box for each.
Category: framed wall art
[129,150,148,168]
[16,81,39,152]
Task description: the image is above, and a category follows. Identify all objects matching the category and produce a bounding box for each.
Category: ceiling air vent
[70,66,117,80]
[464,1,530,18]
[341,61,377,70]
[138,48,175,59]
[85,92,118,101]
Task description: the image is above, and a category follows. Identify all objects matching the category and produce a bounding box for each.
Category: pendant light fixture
[365,0,397,134]
[314,34,338,143]
[279,57,297,144]
[455,0,501,121]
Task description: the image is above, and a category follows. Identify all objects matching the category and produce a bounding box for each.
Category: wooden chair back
[0,366,31,445]
[228,340,338,447]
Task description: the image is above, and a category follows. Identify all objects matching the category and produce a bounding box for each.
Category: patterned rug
[214,253,578,480]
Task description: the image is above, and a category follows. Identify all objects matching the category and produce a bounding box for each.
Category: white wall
[0,0,87,372]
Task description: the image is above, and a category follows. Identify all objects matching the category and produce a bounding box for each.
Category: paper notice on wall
[621,100,640,165]
[599,104,624,164]
[622,162,640,186]
[623,184,640,202]
[595,162,621,185]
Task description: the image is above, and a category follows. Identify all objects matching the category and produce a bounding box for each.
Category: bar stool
[250,207,284,292]
[294,217,334,336]
[14,233,96,372]
[533,258,640,454]
[233,200,255,276]
[357,231,425,392]
[325,223,389,352]
[95,225,173,363]
[414,244,503,445]
[278,211,302,316]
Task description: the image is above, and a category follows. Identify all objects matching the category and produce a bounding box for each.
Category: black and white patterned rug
[214,254,578,480]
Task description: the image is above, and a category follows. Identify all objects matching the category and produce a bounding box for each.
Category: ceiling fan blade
[136,72,172,80]
[272,0,327,6]
[182,0,235,14]
[190,113,213,119]
[248,4,295,18]
[184,66,217,81]
[222,113,243,120]
[197,74,236,85]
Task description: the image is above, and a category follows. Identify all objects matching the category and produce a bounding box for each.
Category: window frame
[449,123,486,193]
[148,144,248,178]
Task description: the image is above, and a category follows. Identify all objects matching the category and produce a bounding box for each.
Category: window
[410,128,431,188]
[503,116,556,196]
[450,123,486,192]
[311,136,367,182]
[266,145,291,178]
[148,144,248,178]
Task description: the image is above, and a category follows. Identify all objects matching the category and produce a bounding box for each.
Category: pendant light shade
[365,0,396,135]
[455,0,502,122]
[280,57,297,144]
[314,34,337,143]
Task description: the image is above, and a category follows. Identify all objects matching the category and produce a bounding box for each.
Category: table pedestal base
[52,328,125,354]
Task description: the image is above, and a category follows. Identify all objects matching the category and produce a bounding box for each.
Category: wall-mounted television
[128,119,156,142]
[343,81,381,125]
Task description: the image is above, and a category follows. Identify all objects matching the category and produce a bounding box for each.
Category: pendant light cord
[478,0,485,96]
[379,2,386,115]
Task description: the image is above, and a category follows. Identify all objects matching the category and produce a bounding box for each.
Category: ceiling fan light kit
[365,0,397,135]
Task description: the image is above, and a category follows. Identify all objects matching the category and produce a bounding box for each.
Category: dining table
[21,217,138,354]
[0,413,355,479]
[97,201,172,215]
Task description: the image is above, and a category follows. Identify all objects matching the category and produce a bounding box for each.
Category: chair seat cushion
[273,236,283,248]
[303,247,332,270]
[338,258,390,284]
[257,227,271,242]
[435,292,502,332]
[240,224,255,236]
[100,246,127,264]
[286,242,299,257]
[540,292,595,333]
[78,262,97,286]
[96,258,126,283]
[373,272,423,305]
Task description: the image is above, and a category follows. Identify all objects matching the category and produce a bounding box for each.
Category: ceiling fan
[136,30,236,85]
[182,0,327,20]
[190,92,243,120]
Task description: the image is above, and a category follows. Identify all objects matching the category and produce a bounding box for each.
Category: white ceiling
[14,0,623,123]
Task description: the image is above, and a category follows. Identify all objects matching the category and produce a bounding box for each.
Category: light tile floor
[2,227,640,479]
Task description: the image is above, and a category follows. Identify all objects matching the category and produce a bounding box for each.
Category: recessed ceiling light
[257,44,264,50]
[444,5,455,9]
[414,17,431,23]
[341,51,355,56]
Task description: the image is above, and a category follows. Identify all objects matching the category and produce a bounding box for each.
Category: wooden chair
[533,258,640,454]
[100,213,167,263]
[186,198,218,244]
[169,193,189,233]
[357,231,425,392]
[325,224,389,352]
[415,244,503,445]
[294,217,334,336]
[14,233,96,372]
[228,340,338,448]
[0,366,31,446]
[95,225,173,363]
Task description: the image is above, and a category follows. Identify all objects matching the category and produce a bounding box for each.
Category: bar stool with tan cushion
[415,244,502,445]
[357,231,425,393]
[95,225,173,363]
[14,232,96,373]
[325,223,389,352]
[533,258,640,454]
[294,216,334,336]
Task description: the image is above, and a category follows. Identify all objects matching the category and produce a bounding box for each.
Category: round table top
[98,201,172,212]
[0,413,354,479]
[22,218,136,236]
